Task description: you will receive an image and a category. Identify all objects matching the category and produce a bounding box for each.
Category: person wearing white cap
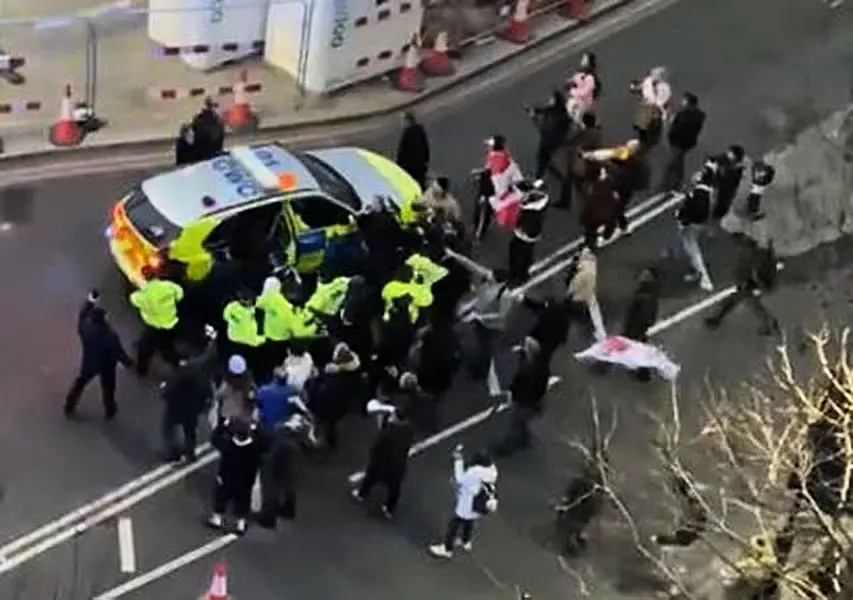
[210,354,257,427]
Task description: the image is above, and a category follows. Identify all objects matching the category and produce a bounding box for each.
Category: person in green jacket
[256,276,296,379]
[130,268,184,376]
[222,290,265,377]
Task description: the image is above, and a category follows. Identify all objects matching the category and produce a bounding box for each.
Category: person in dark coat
[191,97,225,162]
[556,112,602,209]
[395,111,431,189]
[660,92,706,192]
[622,268,660,381]
[352,404,415,519]
[704,237,780,335]
[521,293,572,363]
[160,346,215,463]
[174,123,198,166]
[529,90,572,180]
[580,166,621,250]
[257,417,301,528]
[412,317,461,430]
[495,337,551,455]
[64,301,133,419]
[711,145,745,220]
[208,416,267,535]
[310,343,362,451]
[357,201,408,284]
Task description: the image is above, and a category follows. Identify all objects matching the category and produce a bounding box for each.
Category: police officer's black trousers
[358,463,405,514]
[212,475,253,519]
[136,325,180,376]
[161,412,198,460]
[508,237,535,286]
[64,366,117,416]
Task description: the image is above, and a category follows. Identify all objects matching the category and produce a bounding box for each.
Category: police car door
[284,193,359,274]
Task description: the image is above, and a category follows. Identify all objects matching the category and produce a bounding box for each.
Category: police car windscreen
[294,152,361,211]
[124,188,180,247]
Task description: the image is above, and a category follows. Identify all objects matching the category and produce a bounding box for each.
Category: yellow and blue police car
[106,143,421,287]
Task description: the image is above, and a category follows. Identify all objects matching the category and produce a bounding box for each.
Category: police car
[106,143,421,288]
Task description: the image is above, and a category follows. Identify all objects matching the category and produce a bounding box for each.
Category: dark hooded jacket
[396,122,430,181]
[78,309,133,374]
[310,348,363,425]
[191,106,225,161]
[533,92,571,148]
[523,296,572,355]
[414,322,461,395]
[161,349,215,424]
[367,413,415,478]
[622,273,660,342]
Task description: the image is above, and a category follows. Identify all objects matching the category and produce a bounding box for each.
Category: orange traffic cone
[48,84,83,147]
[395,37,423,93]
[204,563,229,600]
[561,0,588,20]
[223,69,259,134]
[501,0,531,44]
[421,31,455,77]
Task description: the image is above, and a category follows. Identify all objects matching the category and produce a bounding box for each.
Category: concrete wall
[723,107,853,258]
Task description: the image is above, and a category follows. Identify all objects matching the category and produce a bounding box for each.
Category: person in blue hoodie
[254,367,305,431]
[253,368,307,529]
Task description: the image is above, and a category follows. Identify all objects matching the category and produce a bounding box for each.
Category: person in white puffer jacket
[429,445,498,558]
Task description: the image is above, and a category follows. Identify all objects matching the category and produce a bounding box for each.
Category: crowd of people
[64,54,785,559]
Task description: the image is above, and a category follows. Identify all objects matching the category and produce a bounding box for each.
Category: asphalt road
[1,0,852,597]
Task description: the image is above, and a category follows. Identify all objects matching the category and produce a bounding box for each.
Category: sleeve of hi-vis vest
[129,289,144,309]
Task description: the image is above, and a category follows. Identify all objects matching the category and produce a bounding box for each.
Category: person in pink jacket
[566,52,600,123]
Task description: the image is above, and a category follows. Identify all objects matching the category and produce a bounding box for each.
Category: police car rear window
[294,152,361,211]
[124,188,180,247]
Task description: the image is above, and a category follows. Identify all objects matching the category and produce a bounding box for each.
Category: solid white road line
[647,287,736,336]
[117,517,137,574]
[0,442,213,560]
[0,451,217,575]
[92,534,238,600]
[348,282,735,484]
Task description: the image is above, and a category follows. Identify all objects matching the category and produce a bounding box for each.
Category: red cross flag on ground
[574,335,680,380]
